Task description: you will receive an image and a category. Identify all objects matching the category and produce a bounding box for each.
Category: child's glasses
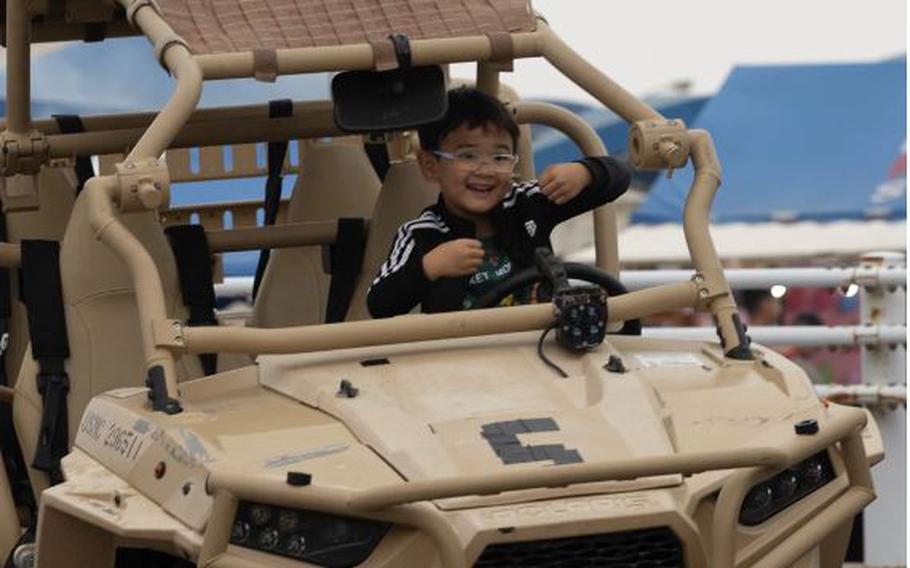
[433,150,519,173]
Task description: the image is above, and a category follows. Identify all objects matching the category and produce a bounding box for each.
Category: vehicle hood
[73,332,816,528]
[258,332,685,509]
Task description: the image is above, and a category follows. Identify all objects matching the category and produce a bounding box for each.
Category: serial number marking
[102,424,144,462]
[79,410,107,442]
[79,409,146,462]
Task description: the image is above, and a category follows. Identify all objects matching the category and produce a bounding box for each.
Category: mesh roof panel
[155,0,536,55]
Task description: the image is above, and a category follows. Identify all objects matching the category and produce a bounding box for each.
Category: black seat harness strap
[164,225,218,376]
[324,218,366,323]
[0,210,37,525]
[19,240,69,485]
[52,115,96,195]
[251,99,294,301]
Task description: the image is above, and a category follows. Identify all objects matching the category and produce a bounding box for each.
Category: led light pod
[739,451,836,526]
[230,501,391,566]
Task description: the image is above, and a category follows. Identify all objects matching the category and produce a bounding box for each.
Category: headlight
[739,451,836,526]
[230,501,390,566]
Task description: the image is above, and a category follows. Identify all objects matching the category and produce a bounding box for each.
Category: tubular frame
[84,175,181,401]
[684,130,746,355]
[512,100,618,275]
[48,11,743,404]
[178,281,699,355]
[5,0,30,134]
[122,0,202,161]
[204,221,352,253]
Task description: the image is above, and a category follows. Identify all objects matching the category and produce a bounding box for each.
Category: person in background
[783,312,834,383]
[740,289,783,326]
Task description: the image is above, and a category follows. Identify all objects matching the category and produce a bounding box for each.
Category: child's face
[419,124,515,221]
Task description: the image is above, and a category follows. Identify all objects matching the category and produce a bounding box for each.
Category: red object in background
[886,143,906,180]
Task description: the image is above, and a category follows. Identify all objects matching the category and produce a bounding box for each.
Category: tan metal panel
[160,208,193,227]
[164,148,193,181]
[198,205,225,230]
[198,146,226,179]
[163,143,302,183]
[230,143,262,178]
[161,200,288,230]
[232,205,261,229]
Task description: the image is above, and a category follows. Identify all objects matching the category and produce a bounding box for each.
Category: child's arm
[536,156,631,225]
[367,227,431,318]
[367,231,483,318]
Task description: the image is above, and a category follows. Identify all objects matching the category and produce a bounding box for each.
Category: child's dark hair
[418,87,520,151]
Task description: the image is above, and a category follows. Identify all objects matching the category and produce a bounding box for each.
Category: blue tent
[633,59,906,224]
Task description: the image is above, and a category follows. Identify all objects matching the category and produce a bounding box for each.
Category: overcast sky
[454,0,907,102]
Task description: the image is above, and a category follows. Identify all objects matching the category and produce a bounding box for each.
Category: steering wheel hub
[554,285,608,350]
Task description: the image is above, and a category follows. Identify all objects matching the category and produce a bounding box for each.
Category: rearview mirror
[331,65,447,133]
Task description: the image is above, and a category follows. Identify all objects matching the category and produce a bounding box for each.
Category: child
[367,87,631,318]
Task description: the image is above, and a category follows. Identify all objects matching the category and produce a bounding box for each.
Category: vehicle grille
[473,527,684,567]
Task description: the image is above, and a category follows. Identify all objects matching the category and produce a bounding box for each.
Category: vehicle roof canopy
[6,0,536,51]
[159,0,535,54]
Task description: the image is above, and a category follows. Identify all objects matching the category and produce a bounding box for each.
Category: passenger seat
[12,188,202,499]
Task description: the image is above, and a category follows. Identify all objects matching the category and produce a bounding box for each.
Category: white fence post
[859,251,906,565]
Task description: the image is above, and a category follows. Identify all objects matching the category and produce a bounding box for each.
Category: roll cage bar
[1,0,745,409]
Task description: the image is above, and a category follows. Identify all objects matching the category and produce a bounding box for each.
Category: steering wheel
[474,262,642,336]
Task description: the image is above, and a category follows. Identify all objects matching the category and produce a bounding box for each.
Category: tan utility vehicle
[0,1,884,567]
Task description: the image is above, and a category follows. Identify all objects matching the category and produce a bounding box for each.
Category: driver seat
[344,157,439,321]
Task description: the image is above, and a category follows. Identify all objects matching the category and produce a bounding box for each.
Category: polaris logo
[487,495,653,523]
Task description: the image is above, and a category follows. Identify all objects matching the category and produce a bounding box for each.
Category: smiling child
[367,87,631,317]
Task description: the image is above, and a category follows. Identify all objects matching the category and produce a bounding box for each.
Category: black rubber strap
[388,33,412,68]
[52,115,95,195]
[325,218,366,323]
[164,225,218,375]
[364,138,391,181]
[19,240,69,484]
[252,99,294,300]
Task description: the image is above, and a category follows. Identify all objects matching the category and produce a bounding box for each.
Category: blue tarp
[633,59,907,224]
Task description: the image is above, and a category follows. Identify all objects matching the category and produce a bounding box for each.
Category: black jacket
[367,156,631,317]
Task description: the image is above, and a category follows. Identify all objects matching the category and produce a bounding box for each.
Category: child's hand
[422,239,484,281]
[539,163,592,205]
